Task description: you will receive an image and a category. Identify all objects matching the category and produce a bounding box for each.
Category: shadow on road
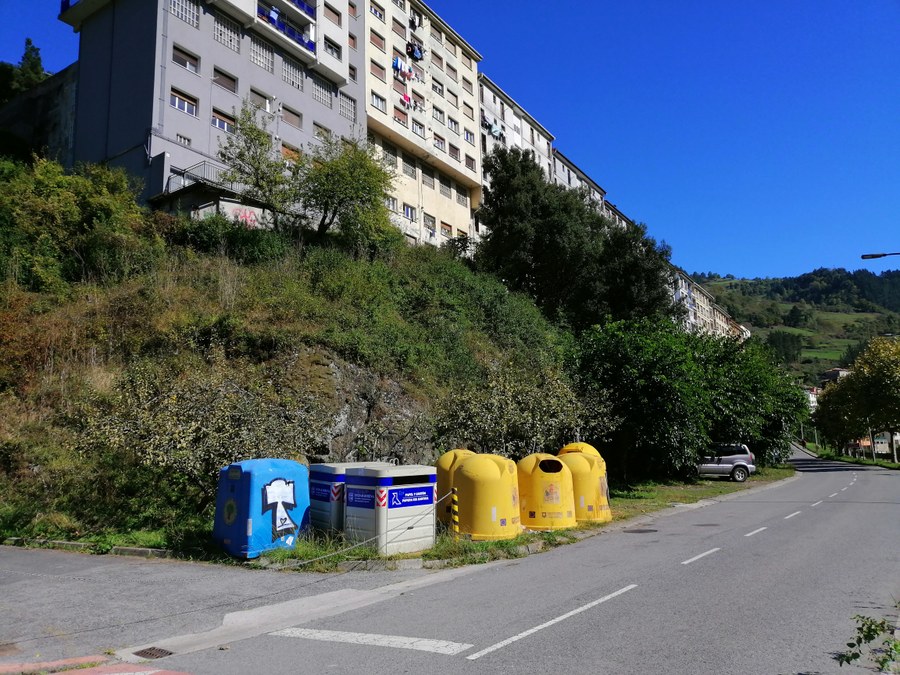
[789,456,859,473]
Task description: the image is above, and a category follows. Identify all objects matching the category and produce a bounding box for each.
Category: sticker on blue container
[346,487,375,509]
[310,483,331,502]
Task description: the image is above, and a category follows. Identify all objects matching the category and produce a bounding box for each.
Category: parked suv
[698,444,756,482]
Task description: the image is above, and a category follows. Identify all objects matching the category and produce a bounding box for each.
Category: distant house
[820,368,851,388]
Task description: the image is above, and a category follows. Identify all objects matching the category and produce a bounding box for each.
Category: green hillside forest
[694,269,900,385]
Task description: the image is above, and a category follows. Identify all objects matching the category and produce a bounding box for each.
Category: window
[349,64,357,82]
[412,90,424,107]
[213,68,237,93]
[446,90,457,107]
[392,18,406,38]
[349,2,357,17]
[313,123,331,139]
[311,72,335,107]
[464,128,475,144]
[250,89,271,112]
[324,3,341,25]
[213,12,240,52]
[446,64,457,82]
[439,175,451,197]
[433,134,445,152]
[393,106,408,126]
[456,187,468,206]
[462,53,472,69]
[402,203,417,221]
[465,155,476,171]
[371,60,386,80]
[393,78,406,95]
[441,221,452,237]
[432,79,443,96]
[324,38,342,60]
[172,46,198,73]
[430,26,442,42]
[462,77,473,94]
[211,110,235,133]
[422,166,434,188]
[169,88,197,116]
[176,134,191,146]
[432,106,444,124]
[371,91,387,112]
[432,53,443,70]
[340,93,357,121]
[392,0,405,9]
[412,119,425,137]
[370,30,385,51]
[449,144,460,160]
[250,35,274,73]
[169,0,199,27]
[412,63,424,81]
[384,195,398,212]
[463,102,474,119]
[446,41,456,56]
[281,142,300,162]
[382,141,397,166]
[447,117,459,134]
[282,107,302,128]
[424,213,435,232]
[282,57,304,90]
[370,1,385,21]
[402,154,416,178]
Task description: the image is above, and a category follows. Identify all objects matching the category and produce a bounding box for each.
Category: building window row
[213,12,241,52]
[250,34,275,73]
[169,0,199,28]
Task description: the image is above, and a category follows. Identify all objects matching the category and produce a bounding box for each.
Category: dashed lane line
[829,493,839,498]
[681,548,720,565]
[784,511,802,519]
[465,584,638,660]
[811,501,823,507]
[744,527,767,537]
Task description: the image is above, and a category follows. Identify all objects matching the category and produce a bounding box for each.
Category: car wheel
[731,466,748,483]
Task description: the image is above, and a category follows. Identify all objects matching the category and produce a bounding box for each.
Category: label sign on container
[388,487,434,508]
[310,483,331,502]
[346,488,375,509]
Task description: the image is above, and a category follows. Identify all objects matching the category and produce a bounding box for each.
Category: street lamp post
[861,252,900,259]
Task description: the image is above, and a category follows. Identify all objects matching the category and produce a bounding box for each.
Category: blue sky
[2,1,898,279]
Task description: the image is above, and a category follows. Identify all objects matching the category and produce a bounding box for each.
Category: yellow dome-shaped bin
[436,449,475,524]
[516,454,576,530]
[454,454,521,540]
[558,442,611,522]
[558,452,611,523]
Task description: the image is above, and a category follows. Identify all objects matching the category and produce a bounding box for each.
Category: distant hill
[691,268,900,385]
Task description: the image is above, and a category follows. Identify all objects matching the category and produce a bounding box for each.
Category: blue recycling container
[212,458,310,559]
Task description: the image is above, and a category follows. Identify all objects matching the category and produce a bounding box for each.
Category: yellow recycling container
[516,453,576,530]
[558,442,611,522]
[436,449,475,524]
[454,454,521,541]
[558,452,611,523]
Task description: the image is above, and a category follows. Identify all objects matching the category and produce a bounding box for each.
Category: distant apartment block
[551,149,631,227]
[60,0,363,206]
[672,268,748,339]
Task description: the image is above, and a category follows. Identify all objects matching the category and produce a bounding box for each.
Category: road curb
[0,654,109,674]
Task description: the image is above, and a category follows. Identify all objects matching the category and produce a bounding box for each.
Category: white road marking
[681,548,721,565]
[270,628,473,655]
[811,501,823,507]
[841,487,848,491]
[829,493,839,498]
[466,584,638,660]
[744,527,767,537]
[784,511,802,519]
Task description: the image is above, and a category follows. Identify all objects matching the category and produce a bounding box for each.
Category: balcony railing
[286,0,315,19]
[258,5,316,53]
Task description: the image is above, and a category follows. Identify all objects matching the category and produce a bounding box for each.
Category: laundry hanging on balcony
[406,42,424,61]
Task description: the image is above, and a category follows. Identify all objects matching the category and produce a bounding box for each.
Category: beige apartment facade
[363,0,482,246]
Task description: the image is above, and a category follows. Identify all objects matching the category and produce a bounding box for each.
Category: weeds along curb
[1,473,798,569]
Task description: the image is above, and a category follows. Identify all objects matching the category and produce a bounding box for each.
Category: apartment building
[672,268,748,339]
[551,148,633,228]
[59,0,364,204]
[363,0,482,246]
[478,73,554,181]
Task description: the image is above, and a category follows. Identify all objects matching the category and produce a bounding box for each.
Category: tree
[848,338,900,463]
[766,330,802,364]
[0,39,49,106]
[219,103,396,247]
[475,146,676,329]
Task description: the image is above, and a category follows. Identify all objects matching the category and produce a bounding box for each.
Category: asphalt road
[2,452,897,674]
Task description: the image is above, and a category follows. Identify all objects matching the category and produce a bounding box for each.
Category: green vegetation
[0,38,48,108]
[813,338,900,462]
[697,270,900,385]
[0,153,806,554]
[835,608,900,671]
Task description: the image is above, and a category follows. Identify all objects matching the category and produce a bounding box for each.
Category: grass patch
[257,531,380,572]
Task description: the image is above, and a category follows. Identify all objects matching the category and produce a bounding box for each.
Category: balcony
[285,0,315,19]
[257,4,316,55]
[59,0,109,28]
